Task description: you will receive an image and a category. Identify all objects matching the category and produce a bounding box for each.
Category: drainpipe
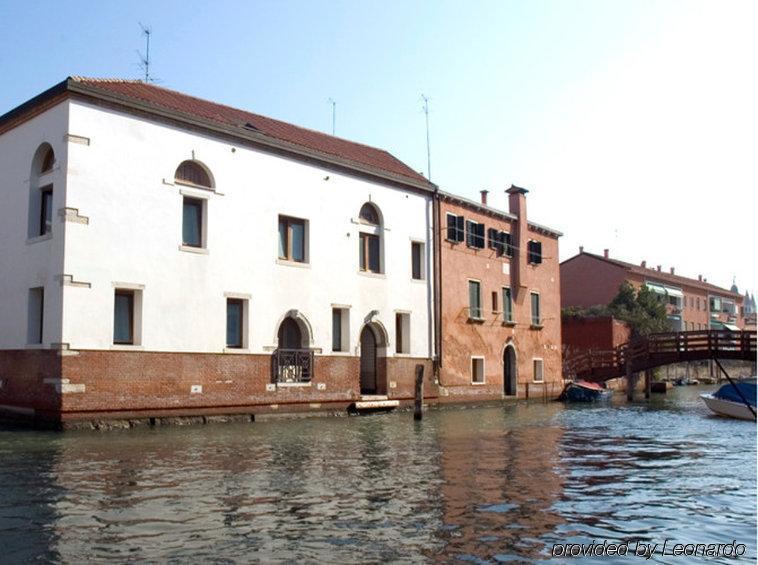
[432,186,442,379]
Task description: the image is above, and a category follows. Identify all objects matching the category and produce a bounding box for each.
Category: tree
[562,281,670,337]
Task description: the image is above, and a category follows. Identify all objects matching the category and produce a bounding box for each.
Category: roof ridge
[78,77,408,159]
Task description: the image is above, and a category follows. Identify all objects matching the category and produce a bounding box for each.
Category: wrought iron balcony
[272,348,314,384]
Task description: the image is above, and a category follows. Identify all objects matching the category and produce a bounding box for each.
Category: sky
[1,0,755,295]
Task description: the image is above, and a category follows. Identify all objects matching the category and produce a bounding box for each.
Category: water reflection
[0,387,754,563]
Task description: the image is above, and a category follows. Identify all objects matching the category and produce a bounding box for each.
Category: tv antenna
[328,98,336,135]
[421,94,431,180]
[137,23,155,82]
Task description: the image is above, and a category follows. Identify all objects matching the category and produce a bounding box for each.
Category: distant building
[560,250,745,331]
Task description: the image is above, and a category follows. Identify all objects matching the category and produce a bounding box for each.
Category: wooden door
[360,326,377,394]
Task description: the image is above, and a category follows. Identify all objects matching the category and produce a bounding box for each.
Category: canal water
[0,386,755,563]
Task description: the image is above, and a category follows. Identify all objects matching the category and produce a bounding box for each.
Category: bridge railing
[566,329,756,381]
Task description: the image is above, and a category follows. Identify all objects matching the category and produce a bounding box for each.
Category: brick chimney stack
[480,189,489,206]
[641,261,647,268]
[698,275,703,281]
[506,185,529,296]
[579,246,584,253]
[603,249,609,258]
[657,265,662,272]
[670,267,675,275]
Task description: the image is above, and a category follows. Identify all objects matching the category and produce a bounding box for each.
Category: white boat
[700,378,756,421]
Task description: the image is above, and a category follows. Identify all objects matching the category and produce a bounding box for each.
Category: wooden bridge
[565,329,756,383]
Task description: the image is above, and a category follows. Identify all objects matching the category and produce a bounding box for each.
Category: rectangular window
[446,213,465,242]
[468,280,482,319]
[278,216,307,262]
[39,186,53,236]
[530,292,541,326]
[226,299,244,348]
[395,313,411,354]
[411,242,424,280]
[471,357,485,384]
[502,287,513,323]
[466,220,485,249]
[491,291,498,313]
[533,359,544,382]
[27,287,44,344]
[527,240,542,264]
[332,308,350,352]
[113,290,135,345]
[359,232,381,273]
[182,197,204,247]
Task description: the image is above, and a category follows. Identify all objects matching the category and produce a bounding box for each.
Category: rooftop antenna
[137,23,154,82]
[328,98,336,135]
[421,94,431,180]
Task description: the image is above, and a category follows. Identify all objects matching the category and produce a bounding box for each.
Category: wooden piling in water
[644,369,652,399]
[414,364,424,421]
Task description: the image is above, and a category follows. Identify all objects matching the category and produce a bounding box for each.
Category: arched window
[175,160,212,188]
[358,202,383,273]
[278,317,303,349]
[40,147,55,174]
[359,202,380,225]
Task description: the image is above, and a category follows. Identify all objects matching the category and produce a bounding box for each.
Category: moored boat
[560,380,613,402]
[700,379,756,421]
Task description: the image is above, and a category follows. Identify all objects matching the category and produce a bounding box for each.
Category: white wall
[0,103,69,349]
[62,101,434,358]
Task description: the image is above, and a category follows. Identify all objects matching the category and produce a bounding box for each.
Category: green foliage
[562,281,670,337]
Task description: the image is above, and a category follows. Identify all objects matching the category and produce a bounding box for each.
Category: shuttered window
[503,287,513,323]
[466,220,485,249]
[488,229,513,257]
[446,213,465,242]
[527,240,542,264]
[468,280,482,319]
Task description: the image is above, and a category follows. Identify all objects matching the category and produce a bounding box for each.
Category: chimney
[480,189,489,206]
[579,246,584,253]
[698,275,703,281]
[670,267,675,275]
[641,260,647,268]
[657,265,662,272]
[506,185,529,295]
[603,249,609,258]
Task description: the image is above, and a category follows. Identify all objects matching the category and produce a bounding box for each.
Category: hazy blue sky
[1,0,755,294]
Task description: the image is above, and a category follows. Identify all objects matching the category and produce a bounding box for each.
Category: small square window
[533,359,544,383]
[471,357,485,384]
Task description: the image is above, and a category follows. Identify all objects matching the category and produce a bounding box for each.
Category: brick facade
[437,188,563,401]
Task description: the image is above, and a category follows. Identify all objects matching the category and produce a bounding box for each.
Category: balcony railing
[272,348,314,384]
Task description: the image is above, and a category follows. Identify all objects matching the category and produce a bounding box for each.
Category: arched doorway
[503,343,517,396]
[274,314,312,384]
[360,326,378,394]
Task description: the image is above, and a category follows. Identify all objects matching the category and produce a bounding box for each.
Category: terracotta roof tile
[70,77,428,185]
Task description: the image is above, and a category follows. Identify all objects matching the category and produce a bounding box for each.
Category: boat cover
[714,381,757,407]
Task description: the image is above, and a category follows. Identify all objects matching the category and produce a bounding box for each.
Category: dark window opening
[175,161,212,188]
[359,232,381,273]
[226,299,244,348]
[113,290,135,345]
[528,240,543,264]
[411,242,424,280]
[39,186,53,236]
[446,214,465,242]
[182,197,204,247]
[278,216,306,262]
[469,280,482,319]
[466,220,485,249]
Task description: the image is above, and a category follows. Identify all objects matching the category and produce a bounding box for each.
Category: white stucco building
[0,77,437,424]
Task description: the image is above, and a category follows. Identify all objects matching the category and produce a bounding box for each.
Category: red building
[561,249,746,331]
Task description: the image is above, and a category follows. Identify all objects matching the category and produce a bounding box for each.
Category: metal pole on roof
[421,94,431,180]
[138,23,153,82]
[328,98,336,135]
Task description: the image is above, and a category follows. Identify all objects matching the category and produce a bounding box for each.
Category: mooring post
[626,361,634,401]
[644,369,652,399]
[414,364,424,421]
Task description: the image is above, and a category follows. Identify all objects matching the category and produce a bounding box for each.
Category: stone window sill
[471,381,487,386]
[276,382,312,388]
[502,321,516,327]
[223,347,250,354]
[110,344,144,351]
[467,317,485,324]
[530,324,544,330]
[358,270,386,279]
[179,245,209,255]
[276,258,311,269]
[26,233,52,245]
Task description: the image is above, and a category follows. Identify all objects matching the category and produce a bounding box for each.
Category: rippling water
[0,386,755,563]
